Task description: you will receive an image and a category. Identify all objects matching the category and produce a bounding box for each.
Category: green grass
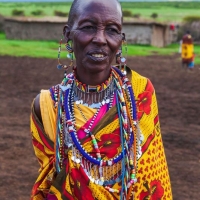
[1,32,200,64]
[126,43,178,56]
[0,2,72,17]
[0,32,176,58]
[1,2,200,63]
[121,2,200,22]
[127,43,200,64]
[0,32,59,58]
[125,7,200,23]
[0,2,200,22]
[120,1,200,9]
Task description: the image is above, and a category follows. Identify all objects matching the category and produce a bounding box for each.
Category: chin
[84,63,111,73]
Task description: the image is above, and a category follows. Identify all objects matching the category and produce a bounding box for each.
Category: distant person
[188,53,195,70]
[30,0,173,199]
[180,31,194,69]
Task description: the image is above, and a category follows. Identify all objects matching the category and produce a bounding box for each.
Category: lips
[87,50,108,62]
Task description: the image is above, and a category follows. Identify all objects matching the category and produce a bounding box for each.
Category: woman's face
[68,0,122,74]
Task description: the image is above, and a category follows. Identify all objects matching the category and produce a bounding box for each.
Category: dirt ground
[0,54,200,200]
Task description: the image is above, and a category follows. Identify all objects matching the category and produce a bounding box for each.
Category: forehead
[74,0,122,24]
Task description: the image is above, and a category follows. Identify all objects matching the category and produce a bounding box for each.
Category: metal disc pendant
[121,57,126,63]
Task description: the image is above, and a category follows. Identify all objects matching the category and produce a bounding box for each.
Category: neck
[75,67,111,86]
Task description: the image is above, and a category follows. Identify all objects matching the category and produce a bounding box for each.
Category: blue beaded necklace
[52,67,143,199]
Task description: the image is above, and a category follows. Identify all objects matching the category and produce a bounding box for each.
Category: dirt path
[0,54,200,200]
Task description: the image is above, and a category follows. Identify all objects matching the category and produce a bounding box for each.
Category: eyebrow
[78,18,97,25]
[106,22,122,30]
[78,18,121,29]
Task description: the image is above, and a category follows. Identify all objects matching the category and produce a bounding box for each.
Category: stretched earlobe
[122,33,126,41]
[63,25,71,42]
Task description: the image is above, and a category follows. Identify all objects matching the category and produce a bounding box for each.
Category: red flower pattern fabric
[70,167,94,199]
[137,79,154,120]
[140,180,164,199]
[91,129,121,159]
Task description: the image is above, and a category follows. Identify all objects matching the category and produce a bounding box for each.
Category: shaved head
[67,0,122,28]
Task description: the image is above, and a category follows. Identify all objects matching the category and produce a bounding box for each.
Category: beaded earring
[57,38,74,71]
[116,33,127,75]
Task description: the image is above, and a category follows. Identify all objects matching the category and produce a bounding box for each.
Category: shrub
[31,10,44,16]
[151,13,158,19]
[54,10,68,17]
[133,13,141,18]
[174,4,180,8]
[122,10,132,17]
[183,15,200,23]
[12,9,24,16]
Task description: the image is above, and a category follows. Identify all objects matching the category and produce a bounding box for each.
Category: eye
[106,27,120,35]
[81,26,96,31]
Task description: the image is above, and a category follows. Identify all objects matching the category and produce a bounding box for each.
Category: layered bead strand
[78,97,110,161]
[52,67,143,200]
[55,86,63,172]
[112,67,143,190]
[55,73,74,173]
[113,71,133,198]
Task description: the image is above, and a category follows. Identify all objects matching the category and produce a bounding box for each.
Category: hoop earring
[116,33,128,75]
[57,38,74,71]
[66,40,74,69]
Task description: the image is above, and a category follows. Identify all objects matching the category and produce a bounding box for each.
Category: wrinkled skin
[64,0,123,85]
[34,0,123,123]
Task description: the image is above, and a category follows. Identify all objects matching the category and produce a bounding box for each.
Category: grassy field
[1,32,200,64]
[121,2,200,22]
[0,2,72,18]
[0,2,200,22]
[0,32,58,58]
[0,2,200,63]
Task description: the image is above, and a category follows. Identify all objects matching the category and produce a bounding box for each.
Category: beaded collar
[72,69,115,108]
[73,69,113,93]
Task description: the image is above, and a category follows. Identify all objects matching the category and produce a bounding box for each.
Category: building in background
[4,16,175,47]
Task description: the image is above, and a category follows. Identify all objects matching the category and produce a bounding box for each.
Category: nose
[92,30,107,46]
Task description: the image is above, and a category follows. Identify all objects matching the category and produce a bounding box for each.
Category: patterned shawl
[30,69,173,200]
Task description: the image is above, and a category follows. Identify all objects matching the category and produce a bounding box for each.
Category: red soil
[0,54,200,199]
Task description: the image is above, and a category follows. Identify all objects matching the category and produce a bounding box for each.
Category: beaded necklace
[75,92,115,161]
[74,69,113,93]
[73,70,115,108]
[51,67,144,200]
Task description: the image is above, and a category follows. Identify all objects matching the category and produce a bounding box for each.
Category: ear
[122,33,126,41]
[63,25,72,42]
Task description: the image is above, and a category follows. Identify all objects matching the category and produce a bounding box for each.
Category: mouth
[87,50,108,62]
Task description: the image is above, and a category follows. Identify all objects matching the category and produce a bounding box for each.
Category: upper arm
[33,93,43,124]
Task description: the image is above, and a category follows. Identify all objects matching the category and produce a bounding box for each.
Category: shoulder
[130,70,148,81]
[33,93,42,123]
[129,69,155,95]
[33,88,55,123]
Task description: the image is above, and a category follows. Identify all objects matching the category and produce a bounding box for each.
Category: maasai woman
[30,0,173,199]
[181,31,194,68]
